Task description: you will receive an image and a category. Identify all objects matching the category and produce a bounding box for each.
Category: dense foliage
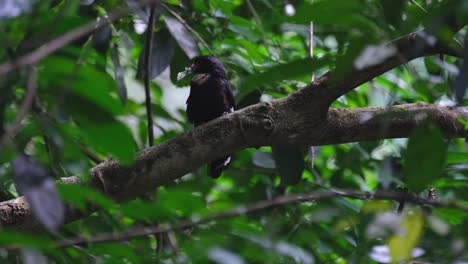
[0,0,467,263]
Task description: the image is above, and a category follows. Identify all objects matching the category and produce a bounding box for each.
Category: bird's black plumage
[186,55,235,178]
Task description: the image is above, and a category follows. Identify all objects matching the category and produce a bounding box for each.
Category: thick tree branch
[314,103,468,145]
[2,102,466,229]
[1,24,467,230]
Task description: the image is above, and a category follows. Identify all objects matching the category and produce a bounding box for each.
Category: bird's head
[176,55,227,82]
[190,55,227,78]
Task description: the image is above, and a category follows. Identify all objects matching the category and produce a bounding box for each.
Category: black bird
[186,55,235,178]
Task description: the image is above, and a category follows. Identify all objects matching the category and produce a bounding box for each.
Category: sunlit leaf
[388,211,423,262]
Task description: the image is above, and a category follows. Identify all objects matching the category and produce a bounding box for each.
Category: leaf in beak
[177,67,192,81]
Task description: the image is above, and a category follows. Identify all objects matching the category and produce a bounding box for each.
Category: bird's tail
[208,156,231,178]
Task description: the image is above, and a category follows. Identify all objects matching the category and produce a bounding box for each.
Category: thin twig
[77,143,104,164]
[0,67,38,150]
[0,0,156,77]
[309,19,315,167]
[143,4,158,147]
[410,0,429,14]
[245,0,262,26]
[51,189,468,248]
[161,3,213,53]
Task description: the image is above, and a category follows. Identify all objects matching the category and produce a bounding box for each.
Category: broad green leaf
[40,56,124,115]
[120,199,174,221]
[64,95,137,163]
[89,243,139,263]
[272,145,305,186]
[136,29,176,80]
[380,0,407,29]
[0,230,51,249]
[57,184,116,211]
[228,16,262,42]
[240,56,330,97]
[163,16,199,59]
[403,124,447,193]
[158,189,206,216]
[289,0,365,25]
[111,44,127,105]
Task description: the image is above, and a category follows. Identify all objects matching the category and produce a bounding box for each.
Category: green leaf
[57,184,116,211]
[0,230,51,249]
[64,95,137,163]
[447,152,468,164]
[89,243,139,262]
[120,199,174,221]
[163,16,199,59]
[240,56,330,97]
[289,0,365,25]
[228,16,262,42]
[272,145,305,186]
[137,29,176,80]
[158,189,206,216]
[403,124,447,193]
[380,0,407,29]
[40,56,124,115]
[111,44,127,105]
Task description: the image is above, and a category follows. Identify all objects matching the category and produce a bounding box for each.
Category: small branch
[0,67,38,150]
[51,188,468,248]
[245,0,262,26]
[77,143,104,164]
[143,4,158,147]
[0,0,156,77]
[410,0,429,14]
[161,3,212,53]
